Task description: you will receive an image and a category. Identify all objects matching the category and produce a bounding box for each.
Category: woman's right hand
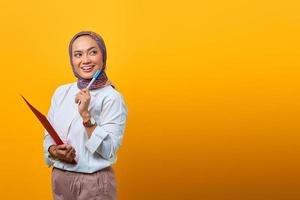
[48,144,76,163]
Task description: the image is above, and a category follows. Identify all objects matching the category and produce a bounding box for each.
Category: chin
[77,71,92,79]
[77,70,91,78]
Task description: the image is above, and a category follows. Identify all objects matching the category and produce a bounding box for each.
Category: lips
[81,65,95,72]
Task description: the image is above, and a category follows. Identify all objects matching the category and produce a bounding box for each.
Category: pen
[77,69,102,104]
[86,69,101,89]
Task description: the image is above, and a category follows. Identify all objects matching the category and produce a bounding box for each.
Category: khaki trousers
[51,167,117,200]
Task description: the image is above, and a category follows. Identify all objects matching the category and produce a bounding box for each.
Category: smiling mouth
[81,65,95,72]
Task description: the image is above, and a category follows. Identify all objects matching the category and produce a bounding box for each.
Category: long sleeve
[43,89,58,167]
[85,93,128,161]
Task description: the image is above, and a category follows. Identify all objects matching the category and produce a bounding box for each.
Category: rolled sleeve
[43,132,56,167]
[85,126,109,155]
[85,92,127,161]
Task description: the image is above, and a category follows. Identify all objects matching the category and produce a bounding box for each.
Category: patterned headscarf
[69,31,111,90]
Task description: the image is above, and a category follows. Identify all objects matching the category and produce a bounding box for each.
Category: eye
[74,53,81,58]
[90,50,97,55]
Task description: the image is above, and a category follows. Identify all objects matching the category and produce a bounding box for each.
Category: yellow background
[0,0,300,199]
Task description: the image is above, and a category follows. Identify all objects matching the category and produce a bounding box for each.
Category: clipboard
[21,95,77,164]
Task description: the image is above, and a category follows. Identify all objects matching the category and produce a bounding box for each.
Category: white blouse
[43,82,128,173]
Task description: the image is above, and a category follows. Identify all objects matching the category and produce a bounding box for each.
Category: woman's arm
[43,88,58,167]
[85,93,128,161]
[81,111,97,137]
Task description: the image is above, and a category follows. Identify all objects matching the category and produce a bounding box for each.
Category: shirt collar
[70,82,97,97]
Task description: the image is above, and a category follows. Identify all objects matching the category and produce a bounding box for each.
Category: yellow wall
[0,0,300,199]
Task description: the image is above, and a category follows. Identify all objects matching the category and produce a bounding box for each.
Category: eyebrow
[73,46,97,53]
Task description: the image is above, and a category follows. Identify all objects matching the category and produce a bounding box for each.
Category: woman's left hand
[75,88,91,119]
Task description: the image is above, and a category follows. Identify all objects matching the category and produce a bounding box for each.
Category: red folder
[21,95,76,164]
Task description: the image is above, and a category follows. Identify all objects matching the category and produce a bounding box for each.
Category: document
[21,95,77,164]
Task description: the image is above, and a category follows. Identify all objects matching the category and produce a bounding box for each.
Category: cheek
[94,55,103,65]
[72,58,80,67]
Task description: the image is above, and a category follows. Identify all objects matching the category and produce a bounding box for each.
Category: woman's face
[71,35,103,79]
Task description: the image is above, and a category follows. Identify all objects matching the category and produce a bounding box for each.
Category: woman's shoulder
[96,85,127,113]
[52,82,76,97]
[93,85,126,107]
[97,85,124,100]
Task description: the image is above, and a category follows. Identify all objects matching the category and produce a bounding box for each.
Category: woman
[43,31,128,200]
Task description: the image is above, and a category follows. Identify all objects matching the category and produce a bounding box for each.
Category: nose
[82,53,91,64]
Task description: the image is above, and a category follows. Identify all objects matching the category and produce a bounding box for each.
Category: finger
[66,149,72,158]
[71,148,76,154]
[80,90,90,97]
[64,144,71,152]
[66,149,75,161]
[77,94,86,101]
[81,88,88,93]
[75,95,84,103]
[78,93,89,100]
[67,147,75,155]
[75,96,79,103]
[77,97,88,105]
[56,149,67,157]
[66,144,75,151]
[57,144,67,150]
[71,151,76,159]
[75,96,83,105]
[71,153,76,160]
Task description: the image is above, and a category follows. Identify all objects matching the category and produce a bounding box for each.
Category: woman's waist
[53,165,113,175]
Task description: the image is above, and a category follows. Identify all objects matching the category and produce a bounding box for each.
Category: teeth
[82,65,94,70]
